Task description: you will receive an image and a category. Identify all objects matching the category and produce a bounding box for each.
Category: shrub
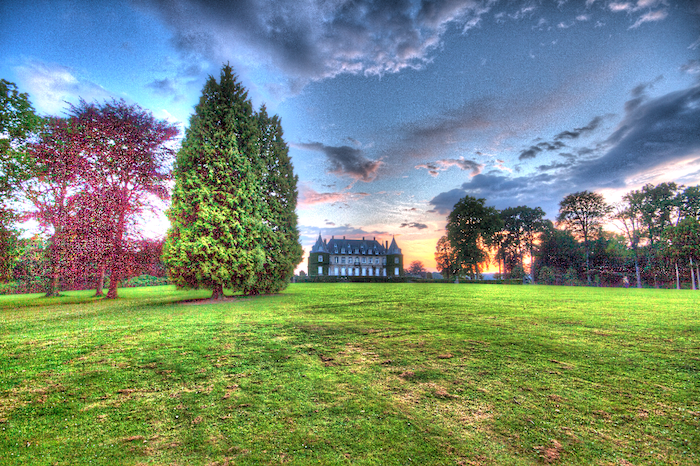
[124,275,170,288]
[538,266,557,285]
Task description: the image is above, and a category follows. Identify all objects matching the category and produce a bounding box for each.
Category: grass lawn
[0,283,698,465]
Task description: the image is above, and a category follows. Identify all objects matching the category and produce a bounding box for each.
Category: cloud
[146,78,179,97]
[518,140,566,160]
[428,173,557,215]
[609,2,634,12]
[415,157,483,176]
[554,115,606,140]
[573,84,700,188]
[297,184,369,207]
[629,9,668,28]
[13,58,113,114]
[295,142,382,181]
[681,59,700,80]
[428,82,700,218]
[140,0,496,89]
[400,222,428,230]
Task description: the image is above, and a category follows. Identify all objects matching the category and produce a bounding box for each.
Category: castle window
[341,248,345,254]
[394,257,399,264]
[395,267,399,275]
[362,257,366,263]
[341,257,345,264]
[318,266,323,275]
[319,255,323,262]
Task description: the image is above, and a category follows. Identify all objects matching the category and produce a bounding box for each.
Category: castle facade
[307,235,404,278]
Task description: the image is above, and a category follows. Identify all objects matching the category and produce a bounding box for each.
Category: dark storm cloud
[400,222,428,230]
[518,140,565,160]
[138,0,495,82]
[428,173,556,215]
[623,75,663,114]
[554,116,606,140]
[572,84,700,188]
[296,142,382,182]
[430,83,700,217]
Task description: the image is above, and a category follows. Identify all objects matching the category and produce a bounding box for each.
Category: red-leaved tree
[23,117,87,296]
[67,99,178,298]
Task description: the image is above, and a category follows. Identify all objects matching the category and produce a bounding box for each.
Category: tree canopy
[164,65,301,298]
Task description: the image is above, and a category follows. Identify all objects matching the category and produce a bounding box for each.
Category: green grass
[1,284,698,465]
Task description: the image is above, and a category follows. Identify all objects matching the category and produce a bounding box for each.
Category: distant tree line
[0,66,302,298]
[436,184,700,289]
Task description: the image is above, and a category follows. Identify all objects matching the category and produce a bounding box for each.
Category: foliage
[497,205,545,280]
[557,190,611,284]
[0,80,42,281]
[124,274,170,287]
[537,265,557,285]
[446,195,502,278]
[241,105,302,295]
[67,99,178,298]
[164,65,268,299]
[434,235,459,280]
[1,284,698,465]
[661,217,700,290]
[407,260,426,275]
[20,101,177,298]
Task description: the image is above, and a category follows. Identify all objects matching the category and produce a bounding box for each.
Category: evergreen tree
[164,65,267,299]
[241,105,302,294]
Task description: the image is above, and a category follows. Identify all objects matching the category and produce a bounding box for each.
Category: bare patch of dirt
[534,439,564,463]
[438,353,454,359]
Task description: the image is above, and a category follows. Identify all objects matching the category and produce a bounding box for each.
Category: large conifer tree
[241,106,302,294]
[164,65,267,299]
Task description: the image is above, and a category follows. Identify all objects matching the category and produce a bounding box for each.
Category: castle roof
[310,235,401,255]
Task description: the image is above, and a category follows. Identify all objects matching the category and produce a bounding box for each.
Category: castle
[307,235,404,278]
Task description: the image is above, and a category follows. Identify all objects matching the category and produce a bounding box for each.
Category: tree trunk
[691,258,696,291]
[634,250,642,289]
[696,262,699,291]
[211,283,225,300]
[107,205,126,299]
[585,242,591,285]
[94,263,105,297]
[675,262,680,290]
[45,273,60,297]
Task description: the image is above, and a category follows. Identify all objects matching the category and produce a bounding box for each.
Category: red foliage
[24,100,178,297]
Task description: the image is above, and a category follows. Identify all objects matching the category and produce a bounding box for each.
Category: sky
[1,0,699,272]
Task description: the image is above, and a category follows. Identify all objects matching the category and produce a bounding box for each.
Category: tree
[164,65,268,299]
[0,80,42,281]
[446,196,502,279]
[613,192,645,288]
[557,191,610,285]
[23,117,86,296]
[677,185,700,222]
[66,99,178,299]
[241,106,302,294]
[407,260,426,276]
[435,235,459,280]
[661,218,700,290]
[535,220,584,283]
[499,206,545,282]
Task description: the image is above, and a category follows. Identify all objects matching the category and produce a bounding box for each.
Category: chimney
[343,236,345,240]
[362,236,365,241]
